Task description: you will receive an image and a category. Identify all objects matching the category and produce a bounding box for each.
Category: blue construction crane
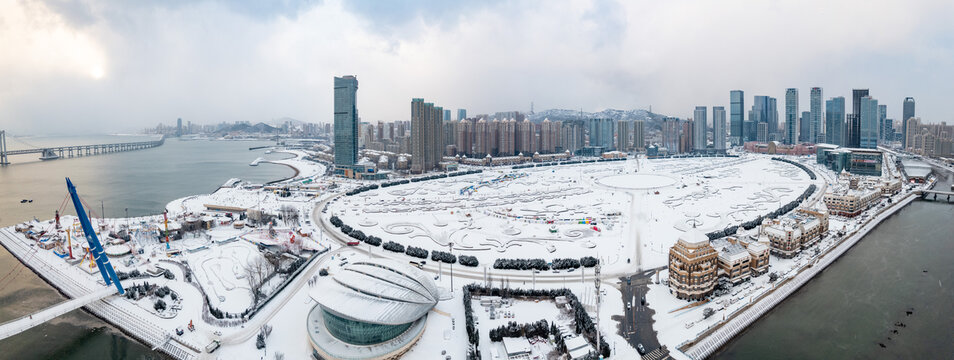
[66,177,124,294]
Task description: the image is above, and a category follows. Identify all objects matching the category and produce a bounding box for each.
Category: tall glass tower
[713,106,726,151]
[730,90,744,145]
[334,75,359,167]
[902,97,915,147]
[810,87,822,143]
[825,97,845,146]
[860,96,879,149]
[693,106,707,151]
[785,88,798,144]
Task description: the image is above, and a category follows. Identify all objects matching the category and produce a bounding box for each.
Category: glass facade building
[334,76,359,168]
[321,309,414,346]
[730,90,744,145]
[860,96,879,149]
[785,88,798,145]
[825,97,845,146]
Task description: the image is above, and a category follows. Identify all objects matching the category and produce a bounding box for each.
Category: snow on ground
[326,154,814,275]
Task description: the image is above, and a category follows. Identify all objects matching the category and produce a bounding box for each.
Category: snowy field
[326,154,815,274]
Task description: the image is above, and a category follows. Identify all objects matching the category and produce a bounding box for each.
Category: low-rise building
[823,186,881,217]
[760,208,829,258]
[668,227,718,300]
[746,242,770,276]
[717,243,751,284]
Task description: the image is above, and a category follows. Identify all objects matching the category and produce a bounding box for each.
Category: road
[617,268,669,358]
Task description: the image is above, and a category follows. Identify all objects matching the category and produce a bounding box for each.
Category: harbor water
[713,171,954,359]
[0,137,293,359]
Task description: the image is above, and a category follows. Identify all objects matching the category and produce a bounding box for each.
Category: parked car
[637,343,646,354]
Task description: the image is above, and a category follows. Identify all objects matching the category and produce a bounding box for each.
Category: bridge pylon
[1,130,9,166]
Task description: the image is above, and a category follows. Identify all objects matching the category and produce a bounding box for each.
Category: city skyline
[2,0,954,135]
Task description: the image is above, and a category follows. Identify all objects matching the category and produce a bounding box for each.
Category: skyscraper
[588,118,615,150]
[799,111,811,143]
[785,88,798,144]
[878,104,888,143]
[810,87,822,143]
[902,97,915,147]
[730,90,744,145]
[616,120,632,152]
[444,109,452,122]
[693,106,707,151]
[411,98,444,173]
[859,96,879,149]
[713,106,726,151]
[750,96,777,141]
[847,89,869,147]
[334,75,359,169]
[634,120,645,151]
[661,117,681,153]
[540,118,560,154]
[825,97,845,146]
[457,109,467,121]
[176,118,182,137]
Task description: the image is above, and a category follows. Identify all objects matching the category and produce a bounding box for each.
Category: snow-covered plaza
[326,155,816,274]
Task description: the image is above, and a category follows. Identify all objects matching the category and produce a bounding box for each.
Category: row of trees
[772,157,817,180]
[488,319,550,342]
[706,183,817,240]
[383,241,405,253]
[431,250,457,264]
[459,255,479,267]
[493,256,600,271]
[406,246,428,259]
[345,184,379,196]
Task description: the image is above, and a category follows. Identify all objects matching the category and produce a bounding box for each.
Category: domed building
[307,259,440,359]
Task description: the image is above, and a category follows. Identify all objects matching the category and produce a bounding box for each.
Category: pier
[0,286,118,341]
[0,130,164,165]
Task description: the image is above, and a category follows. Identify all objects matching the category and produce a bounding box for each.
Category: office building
[588,118,616,150]
[730,90,744,145]
[757,122,769,143]
[334,75,359,170]
[751,96,778,141]
[902,97,915,147]
[825,97,845,146]
[785,88,799,144]
[713,106,726,151]
[799,111,811,143]
[810,87,823,143]
[878,104,888,143]
[661,117,681,154]
[860,96,879,149]
[457,109,467,121]
[693,106,707,151]
[176,118,182,137]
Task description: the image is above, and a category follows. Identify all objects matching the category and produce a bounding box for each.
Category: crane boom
[66,177,124,294]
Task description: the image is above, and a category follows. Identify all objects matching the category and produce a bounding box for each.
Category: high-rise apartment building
[825,97,845,146]
[334,75,359,169]
[561,120,585,154]
[616,120,632,152]
[410,98,444,173]
[785,88,799,144]
[540,119,561,153]
[662,117,681,153]
[634,120,645,151]
[713,106,726,151]
[859,96,879,149]
[730,90,744,145]
[902,97,915,147]
[810,87,822,143]
[693,106,707,151]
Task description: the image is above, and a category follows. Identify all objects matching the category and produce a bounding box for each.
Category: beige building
[717,244,751,284]
[760,207,830,258]
[823,186,881,217]
[668,228,719,300]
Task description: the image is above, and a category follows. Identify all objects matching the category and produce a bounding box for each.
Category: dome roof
[678,227,710,247]
[311,259,440,325]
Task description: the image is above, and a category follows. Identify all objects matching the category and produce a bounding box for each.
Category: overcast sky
[2,0,953,135]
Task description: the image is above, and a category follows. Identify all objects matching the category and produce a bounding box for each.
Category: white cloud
[1,0,953,134]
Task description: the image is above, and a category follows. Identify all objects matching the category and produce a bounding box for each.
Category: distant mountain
[218,122,279,134]
[268,117,306,127]
[528,108,667,130]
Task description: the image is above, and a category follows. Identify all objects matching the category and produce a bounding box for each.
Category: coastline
[681,190,921,359]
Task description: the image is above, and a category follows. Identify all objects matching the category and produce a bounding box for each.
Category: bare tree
[242,256,274,303]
